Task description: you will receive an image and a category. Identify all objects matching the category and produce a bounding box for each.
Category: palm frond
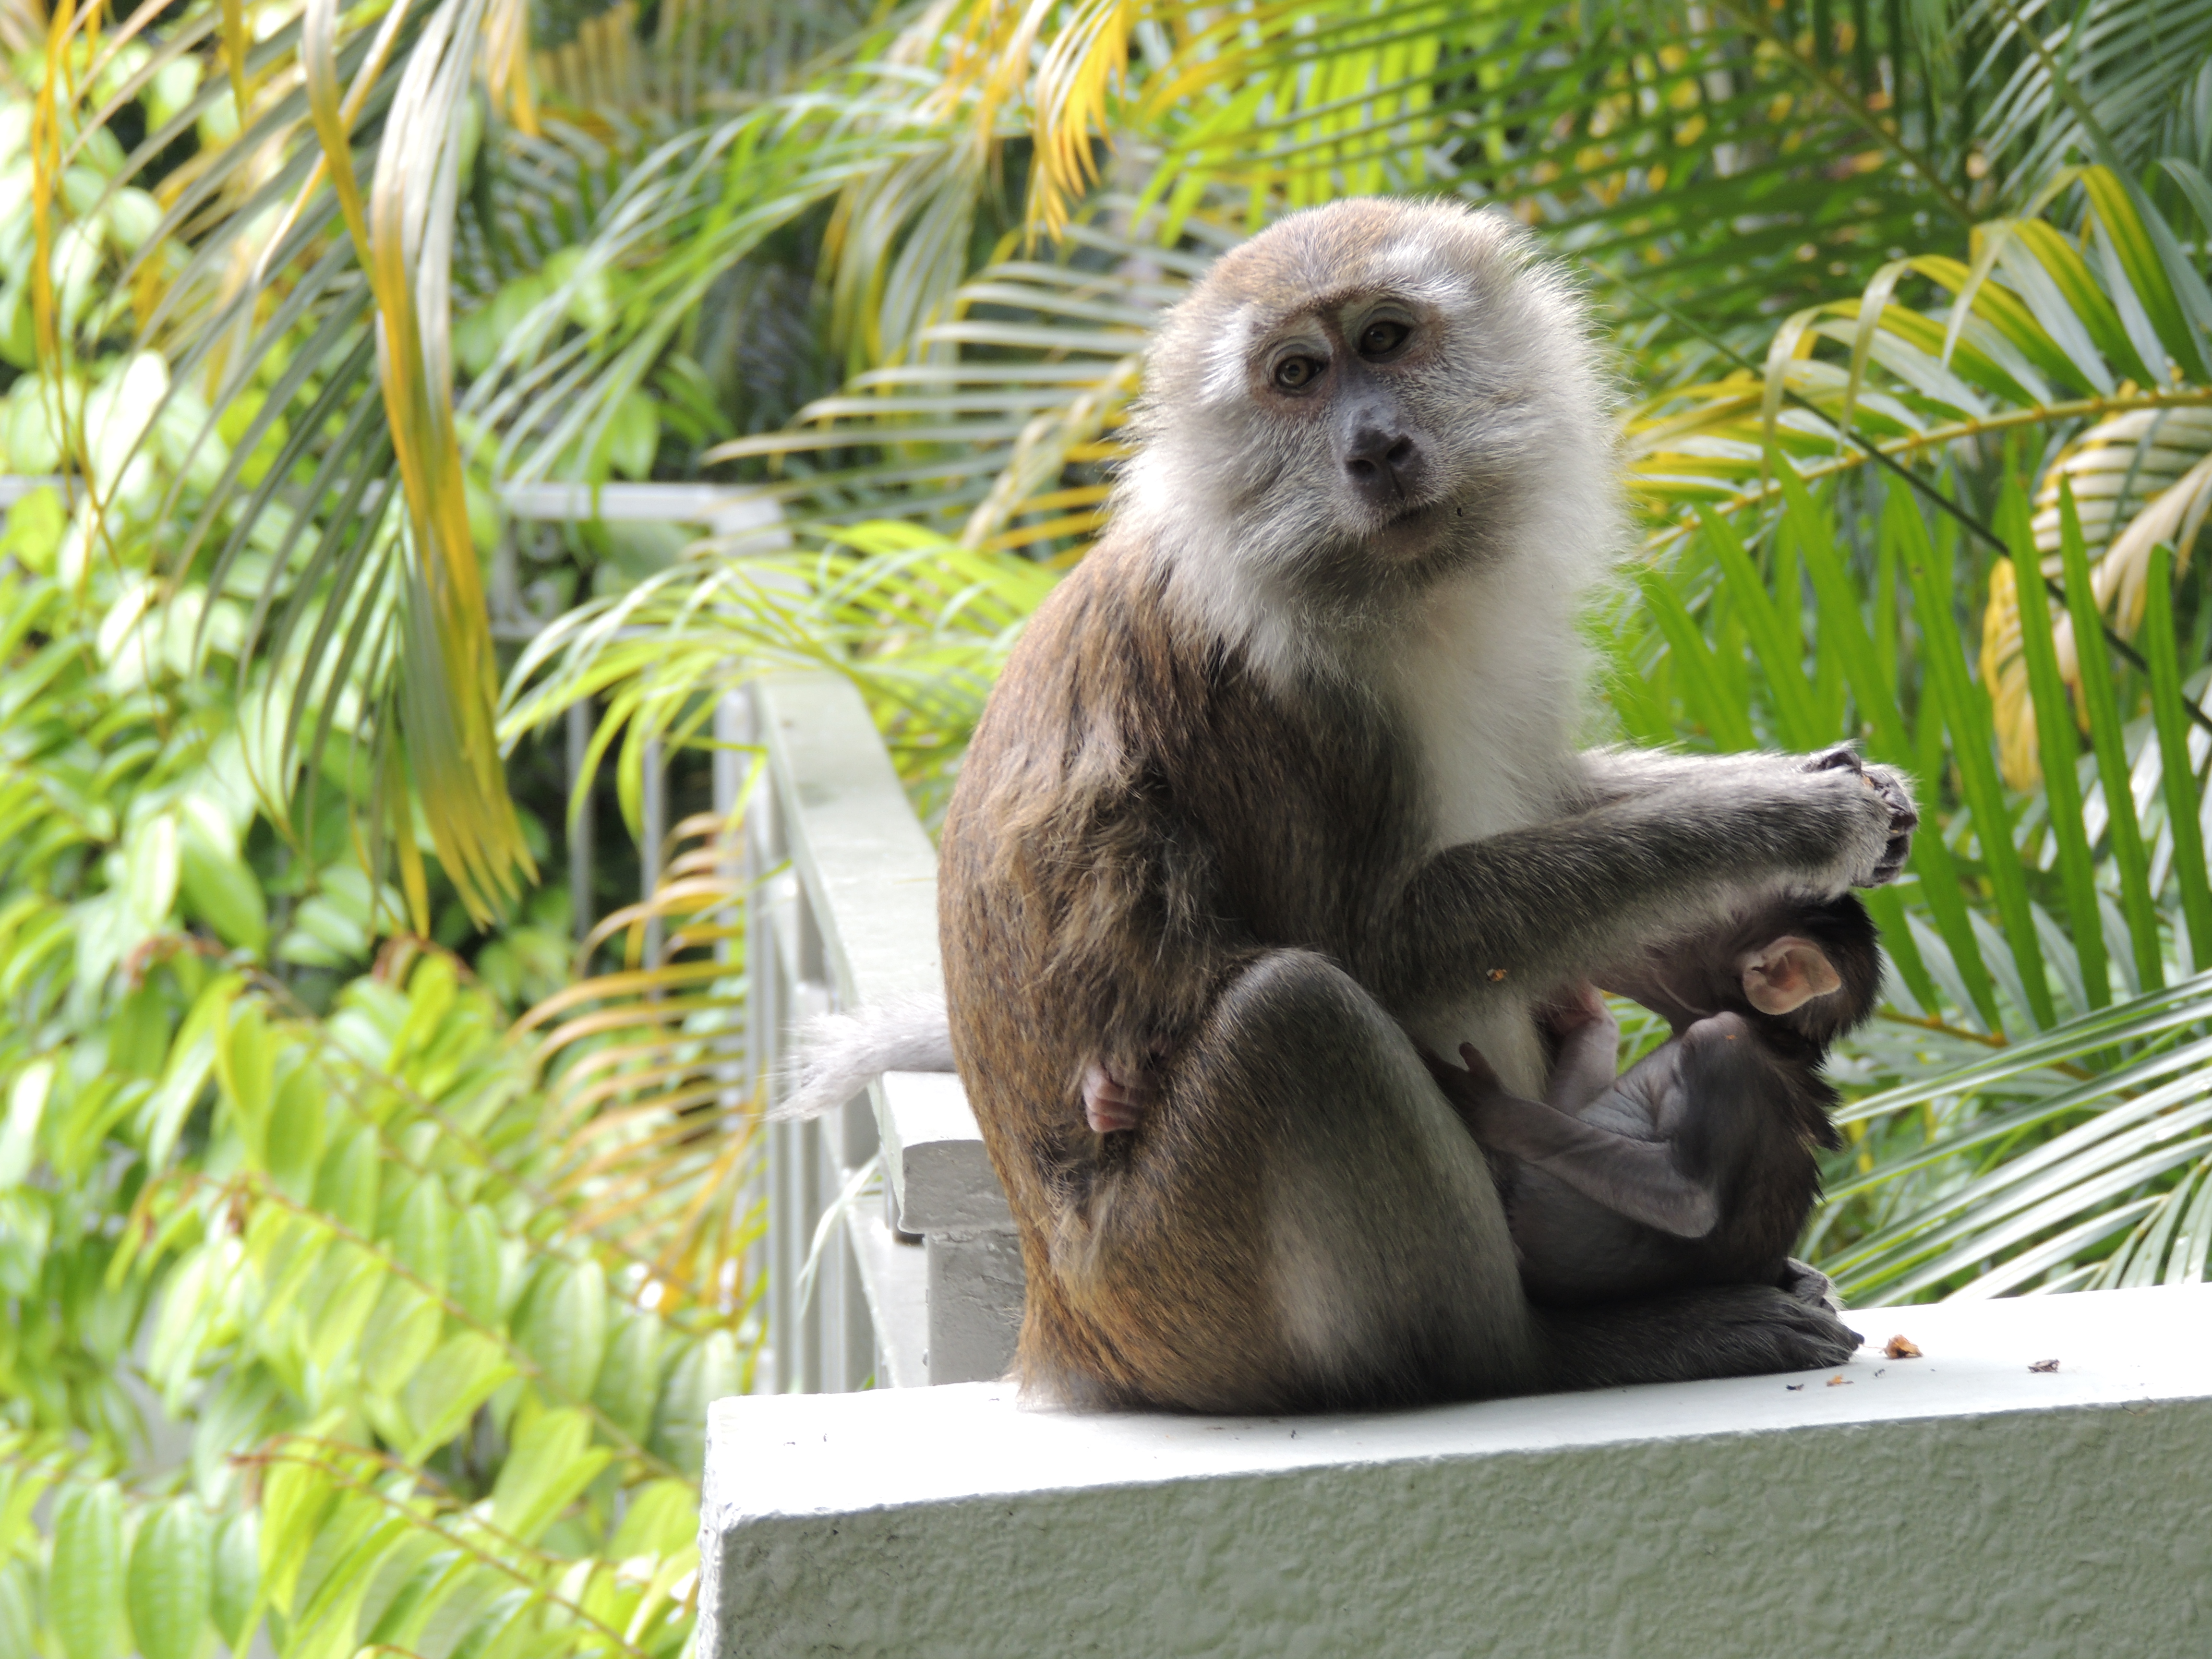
[1966,0,2212,204]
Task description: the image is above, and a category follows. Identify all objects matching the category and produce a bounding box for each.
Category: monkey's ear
[1740,937,1842,1015]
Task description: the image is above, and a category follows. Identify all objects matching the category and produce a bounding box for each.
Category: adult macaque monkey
[928,197,1913,1415]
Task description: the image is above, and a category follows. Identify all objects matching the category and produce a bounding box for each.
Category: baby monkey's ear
[1738,936,1842,1016]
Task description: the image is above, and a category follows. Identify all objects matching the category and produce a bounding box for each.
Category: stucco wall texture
[699,1286,2212,1659]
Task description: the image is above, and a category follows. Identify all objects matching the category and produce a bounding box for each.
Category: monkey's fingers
[1863,764,1918,885]
[1415,1042,1502,1096]
[1455,1043,1508,1093]
[1082,1063,1152,1135]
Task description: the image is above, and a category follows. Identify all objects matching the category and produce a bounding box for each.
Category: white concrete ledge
[697,1286,2212,1658]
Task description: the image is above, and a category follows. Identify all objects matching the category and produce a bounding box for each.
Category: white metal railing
[490,486,1016,1390]
[740,673,1022,1392]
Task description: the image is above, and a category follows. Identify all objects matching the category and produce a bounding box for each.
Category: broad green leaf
[609,1478,700,1559]
[311,1124,381,1237]
[0,1561,35,1659]
[361,1547,472,1651]
[392,1176,451,1293]
[0,1059,53,1188]
[260,1453,339,1619]
[490,1407,612,1547]
[141,973,240,1171]
[651,1331,740,1477]
[178,817,268,953]
[398,1331,517,1461]
[50,1482,125,1659]
[126,1500,214,1659]
[447,1204,505,1326]
[210,1511,260,1649]
[288,1510,409,1659]
[444,1585,535,1659]
[592,1309,663,1443]
[361,1278,444,1398]
[122,811,181,933]
[264,1060,327,1200]
[216,999,275,1149]
[519,1258,608,1403]
[305,1253,385,1376]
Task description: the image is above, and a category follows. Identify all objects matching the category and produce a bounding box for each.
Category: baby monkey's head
[1123,197,1621,626]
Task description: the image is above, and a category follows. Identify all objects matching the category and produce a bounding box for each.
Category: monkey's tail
[772,992,955,1121]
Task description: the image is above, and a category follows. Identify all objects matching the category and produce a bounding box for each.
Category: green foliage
[0,101,730,1647]
[0,944,721,1655]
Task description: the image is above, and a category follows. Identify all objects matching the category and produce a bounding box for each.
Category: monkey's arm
[1424,1045,1718,1238]
[1576,746,1917,885]
[1385,757,1904,999]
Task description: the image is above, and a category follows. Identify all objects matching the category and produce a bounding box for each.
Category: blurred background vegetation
[2,0,2212,1650]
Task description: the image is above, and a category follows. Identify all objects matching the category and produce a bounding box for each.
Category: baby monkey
[1425,894,1878,1310]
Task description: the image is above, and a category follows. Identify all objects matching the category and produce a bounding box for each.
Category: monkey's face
[1246,292,1456,562]
[1123,198,1621,633]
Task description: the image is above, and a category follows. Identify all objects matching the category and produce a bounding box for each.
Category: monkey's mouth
[1365,493,1456,553]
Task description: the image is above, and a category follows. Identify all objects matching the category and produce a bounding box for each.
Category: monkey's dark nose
[1341,421,1423,505]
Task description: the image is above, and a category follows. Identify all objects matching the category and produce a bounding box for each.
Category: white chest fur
[1380,567,1578,849]
[1382,568,1583,1098]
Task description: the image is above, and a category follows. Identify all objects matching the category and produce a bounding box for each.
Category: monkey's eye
[1358,318,1411,360]
[1272,355,1325,391]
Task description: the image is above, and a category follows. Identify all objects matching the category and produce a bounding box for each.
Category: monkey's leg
[1540,984,1620,1112]
[1063,950,1542,1412]
[1059,955,1856,1411]
[1427,1042,1720,1238]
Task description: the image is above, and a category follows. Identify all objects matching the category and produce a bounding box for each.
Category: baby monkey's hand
[1419,1042,1516,1141]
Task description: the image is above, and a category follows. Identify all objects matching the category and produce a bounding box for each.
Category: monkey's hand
[1082,1061,1157,1136]
[1418,1042,1516,1141]
[1803,747,1918,886]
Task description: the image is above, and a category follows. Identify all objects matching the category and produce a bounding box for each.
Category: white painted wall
[698,1285,2212,1658]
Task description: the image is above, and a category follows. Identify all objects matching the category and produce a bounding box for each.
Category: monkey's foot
[1082,1062,1156,1135]
[1778,1257,1845,1314]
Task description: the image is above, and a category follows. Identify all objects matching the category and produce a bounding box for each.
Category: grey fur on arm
[1389,760,1902,999]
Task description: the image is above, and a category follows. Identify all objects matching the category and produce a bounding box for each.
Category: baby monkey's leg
[1540,983,1621,1112]
[1424,1039,1722,1238]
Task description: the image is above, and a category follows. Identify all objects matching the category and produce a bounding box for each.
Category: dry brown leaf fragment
[1884,1334,1923,1359]
[2029,1358,2060,1373]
